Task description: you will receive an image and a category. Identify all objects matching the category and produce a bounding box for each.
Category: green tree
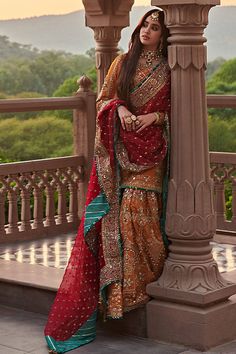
[0,116,73,161]
[206,57,226,81]
[208,116,236,152]
[0,46,94,96]
[0,35,38,61]
[52,67,97,120]
[86,48,95,61]
[207,58,236,120]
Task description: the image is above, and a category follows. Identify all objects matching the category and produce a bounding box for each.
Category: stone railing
[0,156,83,242]
[0,76,96,243]
[208,94,236,235]
[210,152,236,234]
[0,92,235,242]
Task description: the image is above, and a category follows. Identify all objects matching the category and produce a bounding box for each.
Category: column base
[147,281,236,307]
[147,294,236,350]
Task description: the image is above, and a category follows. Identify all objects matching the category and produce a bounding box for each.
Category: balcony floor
[0,232,236,273]
[0,233,236,353]
[0,304,236,354]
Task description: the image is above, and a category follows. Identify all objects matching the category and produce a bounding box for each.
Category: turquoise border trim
[45,311,97,353]
[84,192,110,236]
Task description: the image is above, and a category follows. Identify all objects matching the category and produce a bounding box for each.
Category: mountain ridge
[0,6,235,61]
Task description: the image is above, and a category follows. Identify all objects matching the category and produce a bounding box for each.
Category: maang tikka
[150,11,160,21]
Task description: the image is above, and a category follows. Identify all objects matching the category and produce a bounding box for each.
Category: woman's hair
[117,9,169,108]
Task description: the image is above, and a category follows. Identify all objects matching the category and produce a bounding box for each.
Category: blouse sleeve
[96,53,125,113]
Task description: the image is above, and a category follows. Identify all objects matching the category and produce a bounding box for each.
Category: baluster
[232,181,236,225]
[45,186,56,227]
[57,184,67,225]
[68,183,78,223]
[7,190,19,234]
[214,181,226,229]
[0,191,6,236]
[20,189,31,232]
[32,188,44,230]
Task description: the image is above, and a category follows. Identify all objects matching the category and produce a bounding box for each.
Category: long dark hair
[117,9,169,108]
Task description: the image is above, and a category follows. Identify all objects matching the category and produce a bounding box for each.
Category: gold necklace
[140,49,159,66]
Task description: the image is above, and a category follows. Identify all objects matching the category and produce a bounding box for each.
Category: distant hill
[0,6,235,61]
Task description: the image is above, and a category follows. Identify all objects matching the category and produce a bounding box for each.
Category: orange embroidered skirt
[106,165,166,318]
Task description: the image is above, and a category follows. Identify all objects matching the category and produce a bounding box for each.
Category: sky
[1,0,236,20]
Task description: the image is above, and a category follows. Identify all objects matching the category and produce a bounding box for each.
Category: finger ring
[135,119,140,125]
[125,117,132,124]
[131,115,137,122]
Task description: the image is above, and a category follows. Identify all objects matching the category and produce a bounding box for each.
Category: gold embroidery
[96,54,125,113]
[105,189,166,317]
[131,61,170,109]
[121,164,164,193]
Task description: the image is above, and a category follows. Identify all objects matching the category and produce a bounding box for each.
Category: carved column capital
[92,26,122,91]
[83,0,134,27]
[151,1,219,70]
[83,0,134,91]
[163,4,213,28]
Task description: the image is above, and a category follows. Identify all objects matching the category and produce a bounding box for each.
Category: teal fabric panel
[45,311,97,353]
[84,192,110,236]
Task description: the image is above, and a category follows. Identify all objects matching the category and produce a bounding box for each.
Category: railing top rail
[210,151,236,164]
[0,96,85,113]
[0,94,235,113]
[207,95,236,108]
[0,155,84,175]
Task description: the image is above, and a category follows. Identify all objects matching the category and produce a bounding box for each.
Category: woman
[45,9,170,354]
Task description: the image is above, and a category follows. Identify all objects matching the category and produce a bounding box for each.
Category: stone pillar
[82,0,134,92]
[146,0,236,349]
[73,76,96,218]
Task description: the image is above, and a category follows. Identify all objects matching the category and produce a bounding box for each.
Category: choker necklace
[140,49,159,67]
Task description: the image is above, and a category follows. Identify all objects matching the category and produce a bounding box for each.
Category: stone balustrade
[210,152,236,233]
[0,76,96,243]
[0,156,84,243]
[0,89,235,243]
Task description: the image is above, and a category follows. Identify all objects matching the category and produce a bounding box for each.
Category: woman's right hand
[117,105,137,131]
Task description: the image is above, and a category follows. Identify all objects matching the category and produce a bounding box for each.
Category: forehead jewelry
[150,11,160,21]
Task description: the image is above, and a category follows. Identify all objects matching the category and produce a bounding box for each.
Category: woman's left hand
[135,113,156,133]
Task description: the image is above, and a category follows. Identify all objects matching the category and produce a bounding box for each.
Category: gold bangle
[154,112,160,124]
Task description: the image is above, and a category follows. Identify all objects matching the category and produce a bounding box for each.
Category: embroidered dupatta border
[130,60,170,109]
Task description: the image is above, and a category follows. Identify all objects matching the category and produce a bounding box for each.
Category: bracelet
[154,112,161,124]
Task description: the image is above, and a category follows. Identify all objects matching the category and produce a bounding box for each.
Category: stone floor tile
[1,236,236,273]
[1,305,236,354]
[207,340,236,353]
[0,345,24,354]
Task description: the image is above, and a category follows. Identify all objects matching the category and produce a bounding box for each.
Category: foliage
[0,91,46,120]
[0,48,94,96]
[208,58,236,85]
[207,58,236,119]
[0,35,38,61]
[225,181,233,220]
[52,66,97,120]
[86,48,95,61]
[206,57,226,81]
[208,116,236,152]
[0,116,73,161]
[208,116,236,220]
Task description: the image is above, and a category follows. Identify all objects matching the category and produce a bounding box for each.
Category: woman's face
[139,15,162,51]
